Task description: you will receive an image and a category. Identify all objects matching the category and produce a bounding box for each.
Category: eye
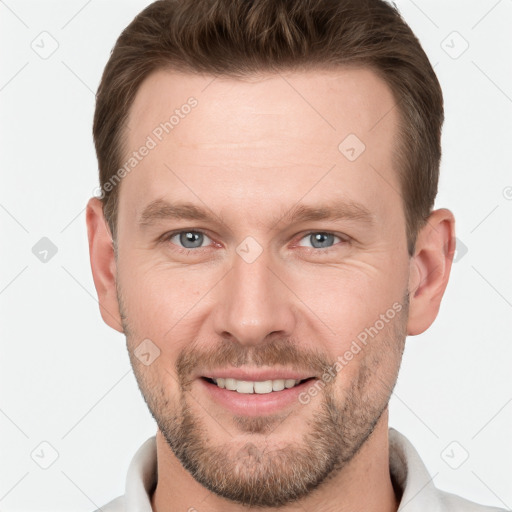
[297,232,344,249]
[167,230,212,250]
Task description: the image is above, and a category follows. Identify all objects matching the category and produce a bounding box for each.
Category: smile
[206,377,313,394]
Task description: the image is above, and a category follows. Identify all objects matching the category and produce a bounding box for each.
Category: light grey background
[1,0,511,510]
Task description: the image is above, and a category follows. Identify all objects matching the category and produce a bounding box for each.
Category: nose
[212,250,297,347]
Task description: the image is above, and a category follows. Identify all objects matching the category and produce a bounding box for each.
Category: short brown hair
[93,0,443,255]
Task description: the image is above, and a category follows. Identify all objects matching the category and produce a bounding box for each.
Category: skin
[86,67,455,511]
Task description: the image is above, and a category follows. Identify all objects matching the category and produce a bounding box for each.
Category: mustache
[176,336,334,386]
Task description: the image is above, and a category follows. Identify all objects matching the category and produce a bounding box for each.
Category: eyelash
[161,229,350,256]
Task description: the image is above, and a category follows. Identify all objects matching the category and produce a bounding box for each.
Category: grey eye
[171,231,208,249]
[299,232,340,249]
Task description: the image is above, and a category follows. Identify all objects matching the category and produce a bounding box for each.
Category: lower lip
[198,378,316,417]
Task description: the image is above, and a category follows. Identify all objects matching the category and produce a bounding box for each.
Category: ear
[407,208,456,336]
[86,197,124,333]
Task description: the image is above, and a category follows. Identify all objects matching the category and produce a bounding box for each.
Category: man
[86,0,505,510]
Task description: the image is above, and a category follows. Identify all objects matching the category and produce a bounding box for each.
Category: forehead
[127,66,397,147]
[120,67,400,226]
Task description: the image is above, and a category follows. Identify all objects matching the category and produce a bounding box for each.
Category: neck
[151,409,399,512]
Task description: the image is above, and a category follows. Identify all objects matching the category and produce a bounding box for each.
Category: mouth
[198,374,318,417]
[202,376,315,394]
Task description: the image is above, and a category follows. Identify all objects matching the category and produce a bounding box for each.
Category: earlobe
[406,208,456,336]
[86,197,124,333]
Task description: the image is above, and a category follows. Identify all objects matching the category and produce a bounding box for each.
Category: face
[115,68,411,506]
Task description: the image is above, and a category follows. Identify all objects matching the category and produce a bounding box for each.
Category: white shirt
[95,428,506,512]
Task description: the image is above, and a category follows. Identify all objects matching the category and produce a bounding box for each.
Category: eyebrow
[138,198,375,229]
[277,201,375,227]
[139,199,214,226]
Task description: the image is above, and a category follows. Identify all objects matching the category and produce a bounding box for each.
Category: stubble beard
[120,287,408,507]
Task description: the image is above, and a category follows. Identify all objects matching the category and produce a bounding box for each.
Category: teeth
[272,379,285,391]
[225,378,237,390]
[211,377,303,393]
[254,380,273,394]
[236,380,254,394]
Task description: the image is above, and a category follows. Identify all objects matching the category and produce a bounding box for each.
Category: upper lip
[200,368,316,381]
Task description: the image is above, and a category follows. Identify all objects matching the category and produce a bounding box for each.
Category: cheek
[283,256,408,341]
[326,307,407,404]
[118,261,219,364]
